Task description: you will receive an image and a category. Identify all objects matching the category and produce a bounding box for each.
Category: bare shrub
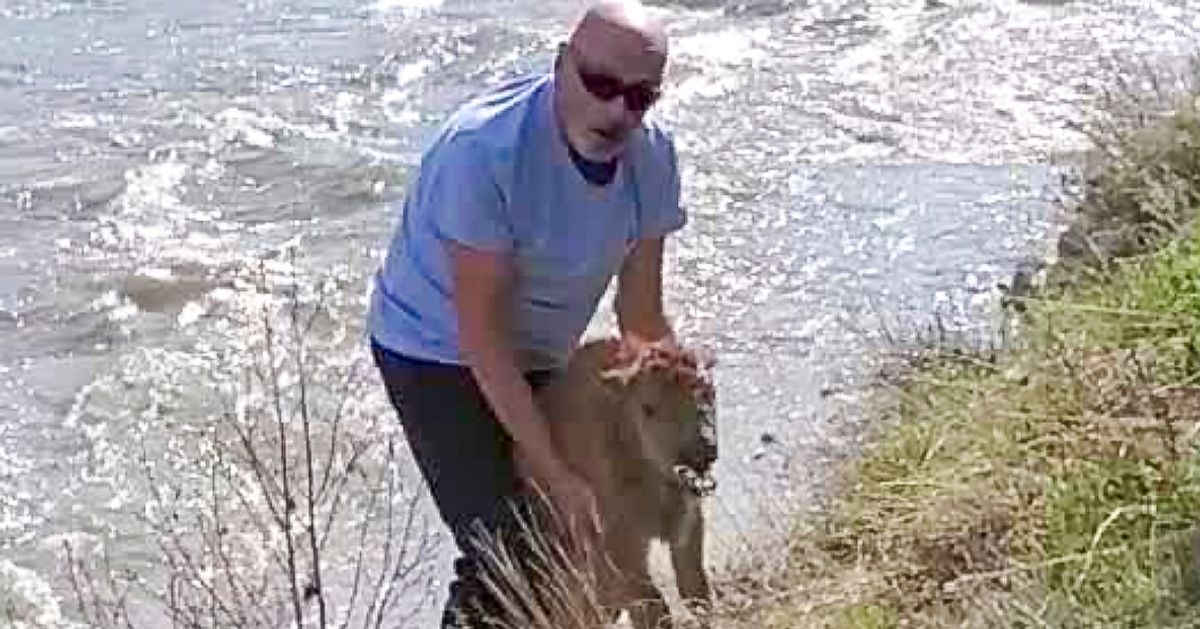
[59,258,440,629]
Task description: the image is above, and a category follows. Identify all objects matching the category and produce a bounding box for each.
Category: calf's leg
[670,498,712,627]
[606,531,671,629]
[625,578,671,629]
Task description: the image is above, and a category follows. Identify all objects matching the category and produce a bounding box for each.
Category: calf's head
[599,342,718,489]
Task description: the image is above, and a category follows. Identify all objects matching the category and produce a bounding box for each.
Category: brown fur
[524,337,717,629]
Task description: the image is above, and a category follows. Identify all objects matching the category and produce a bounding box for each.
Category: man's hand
[614,330,679,362]
[542,470,604,556]
[513,448,604,549]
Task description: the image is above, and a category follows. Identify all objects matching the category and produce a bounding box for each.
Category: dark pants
[370,339,558,628]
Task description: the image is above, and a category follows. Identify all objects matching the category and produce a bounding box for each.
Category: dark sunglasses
[571,56,662,113]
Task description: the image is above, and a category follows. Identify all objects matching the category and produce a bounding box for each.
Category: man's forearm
[449,241,571,488]
[615,236,675,344]
[463,340,570,485]
[616,300,673,342]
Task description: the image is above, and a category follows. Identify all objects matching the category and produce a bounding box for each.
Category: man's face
[557,33,665,162]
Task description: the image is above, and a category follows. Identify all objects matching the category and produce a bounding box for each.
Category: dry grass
[470,502,613,629]
[1052,61,1200,272]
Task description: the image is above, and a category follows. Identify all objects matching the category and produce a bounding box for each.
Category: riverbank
[717,64,1200,628]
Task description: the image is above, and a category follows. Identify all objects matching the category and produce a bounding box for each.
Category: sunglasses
[570,53,662,113]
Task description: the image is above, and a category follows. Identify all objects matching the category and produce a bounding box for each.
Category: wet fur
[527,338,714,629]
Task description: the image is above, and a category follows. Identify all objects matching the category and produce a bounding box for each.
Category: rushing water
[1,0,1198,625]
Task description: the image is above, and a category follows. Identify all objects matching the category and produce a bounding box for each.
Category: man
[366,1,685,626]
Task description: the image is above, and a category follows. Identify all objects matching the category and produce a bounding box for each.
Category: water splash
[369,0,444,16]
[0,560,82,629]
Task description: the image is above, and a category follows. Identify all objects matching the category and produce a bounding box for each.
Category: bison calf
[524,337,719,629]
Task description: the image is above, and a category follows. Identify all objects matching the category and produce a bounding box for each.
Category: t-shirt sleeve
[634,127,687,240]
[424,136,513,252]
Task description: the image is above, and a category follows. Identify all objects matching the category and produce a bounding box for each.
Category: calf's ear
[598,336,647,388]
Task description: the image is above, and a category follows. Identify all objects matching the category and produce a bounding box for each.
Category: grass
[721,71,1200,629]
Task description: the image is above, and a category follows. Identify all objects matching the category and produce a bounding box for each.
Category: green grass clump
[834,604,900,629]
[734,209,1200,629]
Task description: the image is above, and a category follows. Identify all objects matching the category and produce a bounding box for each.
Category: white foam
[370,0,443,15]
[671,73,741,102]
[0,560,81,629]
[382,89,423,125]
[121,159,189,214]
[801,0,1200,162]
[0,440,32,481]
[673,27,771,65]
[659,26,771,113]
[396,59,433,86]
[214,107,280,149]
[90,157,199,266]
[53,112,107,130]
[89,152,244,272]
[133,266,174,281]
[177,301,206,328]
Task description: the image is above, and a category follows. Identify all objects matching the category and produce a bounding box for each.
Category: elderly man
[366,1,684,625]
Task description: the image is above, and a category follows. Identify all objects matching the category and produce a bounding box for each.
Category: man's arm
[427,137,599,541]
[615,236,676,346]
[448,241,573,486]
[450,241,602,541]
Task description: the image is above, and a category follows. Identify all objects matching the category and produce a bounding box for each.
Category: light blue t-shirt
[366,72,686,370]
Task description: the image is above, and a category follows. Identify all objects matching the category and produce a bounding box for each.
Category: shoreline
[715,61,1200,628]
